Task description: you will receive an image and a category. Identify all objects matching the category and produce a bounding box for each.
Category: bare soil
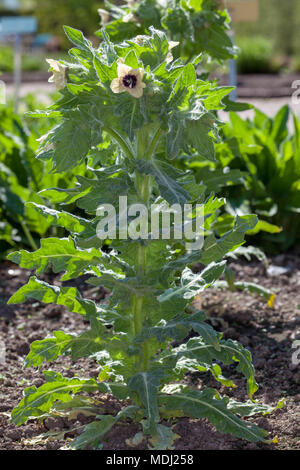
[0,252,299,450]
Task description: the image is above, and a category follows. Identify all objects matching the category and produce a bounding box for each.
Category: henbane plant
[7,26,280,449]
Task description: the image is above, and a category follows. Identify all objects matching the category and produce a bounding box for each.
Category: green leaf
[128,371,163,434]
[162,6,194,41]
[201,86,235,111]
[0,176,24,216]
[11,372,99,426]
[8,237,104,280]
[71,405,139,449]
[159,262,226,301]
[185,115,216,162]
[38,113,92,172]
[71,415,116,449]
[227,398,284,417]
[188,0,203,12]
[25,318,109,367]
[227,245,267,263]
[200,215,258,265]
[27,203,89,234]
[193,167,244,194]
[135,159,190,205]
[94,56,117,84]
[271,105,289,146]
[247,219,281,235]
[51,396,103,419]
[159,388,267,442]
[214,280,273,302]
[8,276,98,317]
[167,336,258,397]
[63,26,93,53]
[137,310,221,351]
[149,424,179,450]
[25,331,73,367]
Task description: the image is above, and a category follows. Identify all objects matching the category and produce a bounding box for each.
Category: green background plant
[100,0,237,63]
[0,95,91,257]
[203,106,300,253]
[235,36,276,74]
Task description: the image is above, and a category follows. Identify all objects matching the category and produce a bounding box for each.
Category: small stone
[43,306,62,319]
[28,332,43,343]
[46,441,61,450]
[267,265,291,277]
[65,370,74,378]
[292,372,300,384]
[16,341,30,356]
[7,269,22,277]
[223,328,240,340]
[7,352,18,361]
[4,379,14,387]
[89,370,99,378]
[239,336,250,346]
[29,321,41,331]
[0,404,11,412]
[247,443,258,450]
[44,417,63,431]
[255,359,266,369]
[32,378,44,387]
[6,429,21,441]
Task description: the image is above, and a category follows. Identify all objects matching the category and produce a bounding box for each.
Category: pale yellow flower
[126,0,138,6]
[110,63,146,98]
[169,41,180,50]
[46,59,67,90]
[166,41,180,64]
[123,12,135,23]
[135,35,144,45]
[98,8,110,26]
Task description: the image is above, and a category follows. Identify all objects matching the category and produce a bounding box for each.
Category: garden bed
[0,252,299,450]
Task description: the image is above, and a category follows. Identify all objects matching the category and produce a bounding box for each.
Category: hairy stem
[145,127,163,161]
[104,127,135,159]
[131,127,157,371]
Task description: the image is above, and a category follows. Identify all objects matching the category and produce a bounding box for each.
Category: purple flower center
[122,74,138,89]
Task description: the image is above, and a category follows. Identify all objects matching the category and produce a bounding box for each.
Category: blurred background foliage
[0,1,300,74]
[0,0,298,56]
[234,0,300,58]
[1,0,105,42]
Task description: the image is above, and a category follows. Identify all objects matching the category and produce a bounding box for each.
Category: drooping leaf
[159,388,267,442]
[8,238,104,280]
[11,372,99,426]
[8,276,98,317]
[128,371,163,434]
[71,415,116,450]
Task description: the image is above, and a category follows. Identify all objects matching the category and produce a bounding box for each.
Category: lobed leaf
[158,388,267,443]
[8,237,104,280]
